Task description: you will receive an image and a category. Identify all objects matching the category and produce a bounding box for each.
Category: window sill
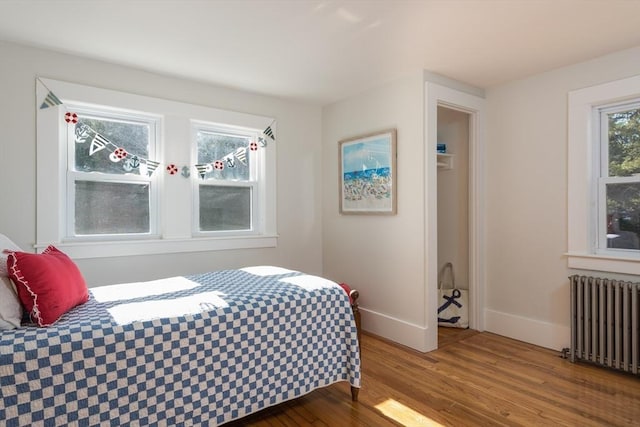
[35,235,278,259]
[566,252,640,275]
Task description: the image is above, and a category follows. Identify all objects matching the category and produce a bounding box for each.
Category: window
[597,103,640,252]
[568,74,640,274]
[192,124,262,234]
[67,107,158,239]
[36,78,277,259]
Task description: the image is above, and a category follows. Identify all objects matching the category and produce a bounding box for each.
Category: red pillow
[7,245,89,326]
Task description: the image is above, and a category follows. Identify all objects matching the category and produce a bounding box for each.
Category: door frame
[424,82,486,350]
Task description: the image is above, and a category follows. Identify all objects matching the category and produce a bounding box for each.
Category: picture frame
[339,128,397,215]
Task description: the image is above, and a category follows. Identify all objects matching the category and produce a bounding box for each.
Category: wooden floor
[226,328,640,426]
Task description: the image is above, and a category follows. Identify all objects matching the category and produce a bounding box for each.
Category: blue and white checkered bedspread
[0,267,361,426]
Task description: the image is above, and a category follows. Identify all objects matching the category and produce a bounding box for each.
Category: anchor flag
[75,123,92,144]
[224,153,236,168]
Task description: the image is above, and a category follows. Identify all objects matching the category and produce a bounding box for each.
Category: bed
[0,264,361,426]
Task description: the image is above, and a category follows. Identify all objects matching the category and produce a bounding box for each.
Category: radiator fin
[569,275,640,375]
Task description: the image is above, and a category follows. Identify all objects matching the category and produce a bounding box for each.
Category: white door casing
[424,82,486,350]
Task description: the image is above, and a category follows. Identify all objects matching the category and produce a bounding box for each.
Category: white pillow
[0,276,22,329]
[0,233,22,277]
[0,234,24,330]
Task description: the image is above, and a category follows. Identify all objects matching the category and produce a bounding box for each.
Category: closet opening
[436,105,472,344]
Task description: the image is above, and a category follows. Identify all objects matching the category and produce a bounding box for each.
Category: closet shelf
[437,153,453,170]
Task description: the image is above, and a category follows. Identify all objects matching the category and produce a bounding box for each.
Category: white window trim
[36,78,277,259]
[567,74,640,274]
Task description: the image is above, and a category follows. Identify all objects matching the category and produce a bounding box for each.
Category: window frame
[567,74,640,274]
[36,78,277,259]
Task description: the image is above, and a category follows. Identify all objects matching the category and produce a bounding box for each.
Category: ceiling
[1,0,639,105]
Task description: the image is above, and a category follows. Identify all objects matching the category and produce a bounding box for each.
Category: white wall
[0,41,323,286]
[322,72,429,350]
[484,45,640,350]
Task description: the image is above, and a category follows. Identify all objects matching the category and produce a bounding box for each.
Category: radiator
[568,275,639,375]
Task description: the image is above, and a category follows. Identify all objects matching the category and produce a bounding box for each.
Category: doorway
[437,106,471,339]
[424,81,486,351]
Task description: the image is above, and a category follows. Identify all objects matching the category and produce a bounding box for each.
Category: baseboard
[360,308,437,352]
[484,309,570,351]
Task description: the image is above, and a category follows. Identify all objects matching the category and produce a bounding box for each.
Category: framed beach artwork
[339,129,397,215]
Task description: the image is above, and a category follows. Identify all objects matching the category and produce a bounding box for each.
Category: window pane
[74,115,150,175]
[196,130,251,181]
[606,182,640,250]
[199,185,251,231]
[75,181,150,235]
[607,108,640,177]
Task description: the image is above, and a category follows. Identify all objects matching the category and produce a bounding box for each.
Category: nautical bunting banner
[73,116,273,177]
[38,80,275,179]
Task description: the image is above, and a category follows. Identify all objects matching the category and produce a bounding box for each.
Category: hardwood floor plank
[225,330,640,426]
